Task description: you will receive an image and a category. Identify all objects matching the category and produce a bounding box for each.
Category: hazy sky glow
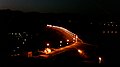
[0,0,120,13]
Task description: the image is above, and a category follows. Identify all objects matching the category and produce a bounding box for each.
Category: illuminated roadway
[38,24,86,58]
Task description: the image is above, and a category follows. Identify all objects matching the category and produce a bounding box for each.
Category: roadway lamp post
[67,39,69,45]
[75,35,78,43]
[60,41,62,47]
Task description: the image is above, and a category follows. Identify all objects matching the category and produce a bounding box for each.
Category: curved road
[38,24,85,58]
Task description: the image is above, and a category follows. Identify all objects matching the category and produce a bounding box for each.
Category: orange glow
[44,48,52,54]
[78,49,82,54]
[28,51,32,58]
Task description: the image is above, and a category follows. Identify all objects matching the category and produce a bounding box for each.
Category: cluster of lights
[8,32,33,57]
[103,22,118,27]
[103,31,118,34]
[47,24,75,37]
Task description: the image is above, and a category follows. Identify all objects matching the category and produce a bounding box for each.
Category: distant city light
[19,33,21,35]
[90,22,93,24]
[12,33,13,35]
[24,39,26,41]
[116,25,118,26]
[108,24,110,26]
[23,42,25,44]
[68,20,72,23]
[17,47,19,49]
[111,31,113,33]
[67,43,69,45]
[15,33,17,35]
[26,34,28,36]
[18,38,19,40]
[17,54,20,56]
[112,25,114,26]
[103,31,105,34]
[104,24,106,25]
[115,31,117,33]
[73,41,75,42]
[107,31,109,33]
[23,32,26,33]
[60,44,62,47]
[13,50,16,52]
[110,22,112,23]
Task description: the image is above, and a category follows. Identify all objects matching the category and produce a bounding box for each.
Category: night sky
[0,0,120,13]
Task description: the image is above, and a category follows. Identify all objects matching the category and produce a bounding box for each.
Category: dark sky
[0,0,120,13]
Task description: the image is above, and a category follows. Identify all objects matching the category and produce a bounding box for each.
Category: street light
[60,44,62,47]
[78,49,82,54]
[47,43,50,46]
[99,57,102,64]
[76,35,78,42]
[47,24,52,27]
[60,41,62,43]
[67,39,69,42]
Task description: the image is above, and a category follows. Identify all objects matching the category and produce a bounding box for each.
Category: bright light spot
[110,22,112,23]
[104,24,106,25]
[67,39,69,42]
[44,48,51,54]
[52,26,55,27]
[47,24,52,27]
[24,39,26,41]
[116,25,118,26]
[67,43,69,45]
[18,38,19,40]
[15,33,17,35]
[19,33,21,35]
[60,41,62,43]
[23,42,25,44]
[60,44,62,46]
[47,43,50,46]
[73,38,75,40]
[99,57,102,64]
[73,41,75,42]
[78,49,82,54]
[76,35,78,39]
[17,47,19,49]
